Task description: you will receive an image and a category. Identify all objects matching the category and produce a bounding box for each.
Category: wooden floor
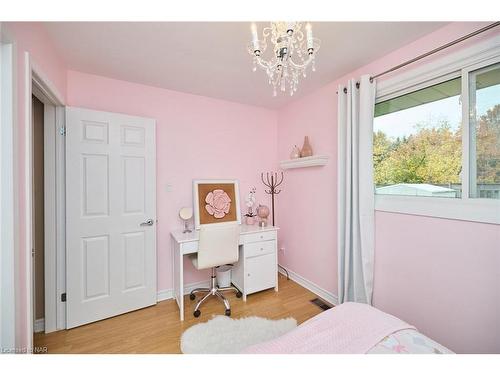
[34,275,326,354]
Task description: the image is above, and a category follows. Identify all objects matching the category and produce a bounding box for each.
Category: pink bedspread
[242,302,415,354]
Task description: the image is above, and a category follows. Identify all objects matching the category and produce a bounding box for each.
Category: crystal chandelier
[248,22,320,96]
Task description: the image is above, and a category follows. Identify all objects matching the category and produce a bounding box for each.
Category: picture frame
[193,179,242,229]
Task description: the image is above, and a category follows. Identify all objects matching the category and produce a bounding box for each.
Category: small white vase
[290,145,301,159]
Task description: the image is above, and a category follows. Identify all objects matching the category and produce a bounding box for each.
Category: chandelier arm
[288,54,314,70]
[263,27,272,34]
[255,58,269,70]
[255,56,280,71]
[262,26,272,41]
[295,30,305,42]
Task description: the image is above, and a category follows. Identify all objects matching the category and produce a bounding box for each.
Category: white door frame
[24,52,65,348]
[1,25,17,352]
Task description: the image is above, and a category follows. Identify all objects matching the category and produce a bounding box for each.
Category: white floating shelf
[280,155,330,170]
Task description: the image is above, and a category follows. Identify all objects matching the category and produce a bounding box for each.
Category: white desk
[170,224,279,320]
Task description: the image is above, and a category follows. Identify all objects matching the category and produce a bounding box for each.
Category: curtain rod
[338,21,500,94]
[371,21,500,81]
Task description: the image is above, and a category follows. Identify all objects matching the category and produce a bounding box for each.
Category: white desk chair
[189,223,242,317]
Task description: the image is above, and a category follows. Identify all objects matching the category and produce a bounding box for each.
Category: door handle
[140,219,154,226]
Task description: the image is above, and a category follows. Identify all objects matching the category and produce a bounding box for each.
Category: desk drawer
[245,240,275,258]
[181,241,198,255]
[243,230,276,244]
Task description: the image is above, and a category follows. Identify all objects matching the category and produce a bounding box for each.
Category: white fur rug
[180,315,297,354]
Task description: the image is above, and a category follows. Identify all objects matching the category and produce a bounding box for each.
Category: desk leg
[172,239,184,321]
[274,262,279,292]
[275,243,279,292]
[179,252,184,321]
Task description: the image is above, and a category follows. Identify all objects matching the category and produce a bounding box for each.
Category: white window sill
[375,195,500,225]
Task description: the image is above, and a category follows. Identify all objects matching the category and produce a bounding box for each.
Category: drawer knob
[260,235,263,239]
[260,247,264,251]
[247,273,251,277]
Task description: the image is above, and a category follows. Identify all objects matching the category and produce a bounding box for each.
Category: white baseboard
[156,289,173,302]
[279,265,339,306]
[157,280,210,302]
[34,318,45,333]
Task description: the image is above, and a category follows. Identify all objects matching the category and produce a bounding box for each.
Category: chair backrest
[197,223,240,269]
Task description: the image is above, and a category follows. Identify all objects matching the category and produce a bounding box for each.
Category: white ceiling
[44,22,447,109]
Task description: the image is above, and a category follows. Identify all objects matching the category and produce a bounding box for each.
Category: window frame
[374,34,500,224]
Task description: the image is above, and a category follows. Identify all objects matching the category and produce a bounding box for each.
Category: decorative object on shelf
[290,145,301,159]
[256,204,270,227]
[280,154,329,170]
[193,179,241,229]
[300,136,313,157]
[244,187,257,225]
[179,207,193,233]
[245,215,255,225]
[248,22,321,96]
[260,171,284,226]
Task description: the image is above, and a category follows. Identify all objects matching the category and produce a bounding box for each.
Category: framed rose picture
[193,179,241,229]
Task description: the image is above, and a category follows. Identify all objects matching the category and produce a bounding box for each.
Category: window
[374,62,500,202]
[374,77,463,198]
[469,63,500,199]
[372,42,500,224]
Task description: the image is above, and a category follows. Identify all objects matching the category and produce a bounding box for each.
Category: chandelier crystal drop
[248,22,320,96]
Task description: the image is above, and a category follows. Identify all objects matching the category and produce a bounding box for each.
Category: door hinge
[59,127,66,136]
[61,293,66,302]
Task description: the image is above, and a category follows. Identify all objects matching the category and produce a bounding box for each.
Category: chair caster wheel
[225,309,231,316]
[189,293,196,301]
[193,310,201,318]
[236,291,242,298]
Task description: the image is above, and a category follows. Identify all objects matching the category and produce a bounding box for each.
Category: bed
[243,302,453,354]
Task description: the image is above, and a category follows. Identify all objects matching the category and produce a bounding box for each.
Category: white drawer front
[181,241,198,255]
[243,230,276,244]
[244,240,275,258]
[246,253,277,294]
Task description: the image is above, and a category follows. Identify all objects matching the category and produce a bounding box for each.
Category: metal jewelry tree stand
[261,171,289,280]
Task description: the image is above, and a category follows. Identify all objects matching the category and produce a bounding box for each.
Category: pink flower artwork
[205,189,231,219]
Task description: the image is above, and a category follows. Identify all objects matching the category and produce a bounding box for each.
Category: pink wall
[66,71,277,290]
[276,22,500,353]
[2,22,67,349]
[276,83,338,294]
[374,212,500,353]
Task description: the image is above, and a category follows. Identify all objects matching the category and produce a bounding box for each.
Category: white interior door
[65,107,156,329]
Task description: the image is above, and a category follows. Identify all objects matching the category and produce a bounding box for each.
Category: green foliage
[476,104,500,183]
[373,104,500,186]
[373,120,461,185]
